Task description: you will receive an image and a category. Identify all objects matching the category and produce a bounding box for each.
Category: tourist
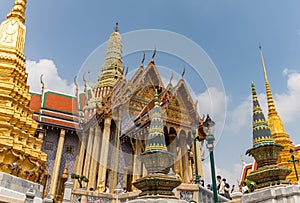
[217,175,222,193]
[206,184,211,190]
[223,178,232,200]
[122,187,127,193]
[231,185,235,193]
[241,182,249,194]
[218,178,226,196]
[200,179,205,187]
[105,185,110,193]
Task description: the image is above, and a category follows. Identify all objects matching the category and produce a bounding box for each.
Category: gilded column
[196,141,204,178]
[123,167,128,189]
[169,134,177,172]
[132,139,140,184]
[111,119,121,193]
[49,129,66,198]
[180,132,189,183]
[74,132,87,189]
[97,117,112,190]
[88,126,101,189]
[82,127,95,186]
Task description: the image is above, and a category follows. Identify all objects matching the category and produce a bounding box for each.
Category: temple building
[0,2,206,201]
[240,46,300,185]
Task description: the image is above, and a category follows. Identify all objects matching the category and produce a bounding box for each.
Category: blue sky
[2,0,300,185]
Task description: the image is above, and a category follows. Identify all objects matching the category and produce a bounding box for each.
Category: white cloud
[275,71,300,123]
[26,59,75,95]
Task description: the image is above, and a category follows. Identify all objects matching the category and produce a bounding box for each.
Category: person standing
[218,177,225,196]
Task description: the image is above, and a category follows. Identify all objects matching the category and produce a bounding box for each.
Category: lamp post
[203,114,218,203]
[289,149,299,182]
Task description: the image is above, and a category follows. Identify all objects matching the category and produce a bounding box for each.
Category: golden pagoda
[259,45,299,184]
[0,0,47,183]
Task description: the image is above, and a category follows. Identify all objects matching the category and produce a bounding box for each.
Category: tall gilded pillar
[74,132,87,189]
[82,127,95,186]
[132,139,140,185]
[196,141,204,178]
[49,129,66,198]
[169,134,177,172]
[180,131,189,183]
[88,126,101,189]
[123,167,128,189]
[111,119,121,192]
[97,117,112,190]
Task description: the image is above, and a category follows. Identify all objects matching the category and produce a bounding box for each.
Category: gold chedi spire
[7,0,27,24]
[259,45,277,116]
[97,22,123,89]
[259,45,297,184]
[0,0,47,183]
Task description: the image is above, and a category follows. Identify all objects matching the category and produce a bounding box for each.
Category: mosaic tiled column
[73,132,87,189]
[88,126,100,189]
[82,127,95,187]
[97,117,111,190]
[49,129,65,198]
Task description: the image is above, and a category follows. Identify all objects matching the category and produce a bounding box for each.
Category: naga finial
[83,74,87,93]
[151,48,156,62]
[169,72,174,84]
[181,66,186,78]
[74,76,78,97]
[141,52,146,65]
[125,66,129,77]
[40,74,45,93]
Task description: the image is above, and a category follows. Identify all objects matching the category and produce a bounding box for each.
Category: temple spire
[145,89,167,152]
[7,0,27,24]
[251,82,274,148]
[259,45,277,116]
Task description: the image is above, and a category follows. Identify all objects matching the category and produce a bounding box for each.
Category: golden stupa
[0,0,47,183]
[259,45,299,184]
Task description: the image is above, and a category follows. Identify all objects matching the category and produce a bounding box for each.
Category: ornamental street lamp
[288,149,299,182]
[203,114,218,203]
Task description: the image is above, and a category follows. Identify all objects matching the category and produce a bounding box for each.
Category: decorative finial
[83,74,87,93]
[115,22,119,32]
[181,66,186,78]
[259,44,268,82]
[151,48,156,62]
[40,74,45,93]
[169,72,174,84]
[7,0,27,23]
[141,52,146,65]
[74,76,78,97]
[125,66,128,77]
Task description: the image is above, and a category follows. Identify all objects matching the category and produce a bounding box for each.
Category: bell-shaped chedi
[245,83,291,188]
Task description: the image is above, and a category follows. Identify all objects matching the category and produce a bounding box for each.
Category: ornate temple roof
[29,90,80,129]
[251,82,275,148]
[145,89,167,152]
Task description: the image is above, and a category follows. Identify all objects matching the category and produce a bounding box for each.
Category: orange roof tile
[29,93,41,112]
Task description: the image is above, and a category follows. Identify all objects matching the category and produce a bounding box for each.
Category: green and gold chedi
[133,89,181,198]
[245,83,291,189]
[0,0,47,183]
